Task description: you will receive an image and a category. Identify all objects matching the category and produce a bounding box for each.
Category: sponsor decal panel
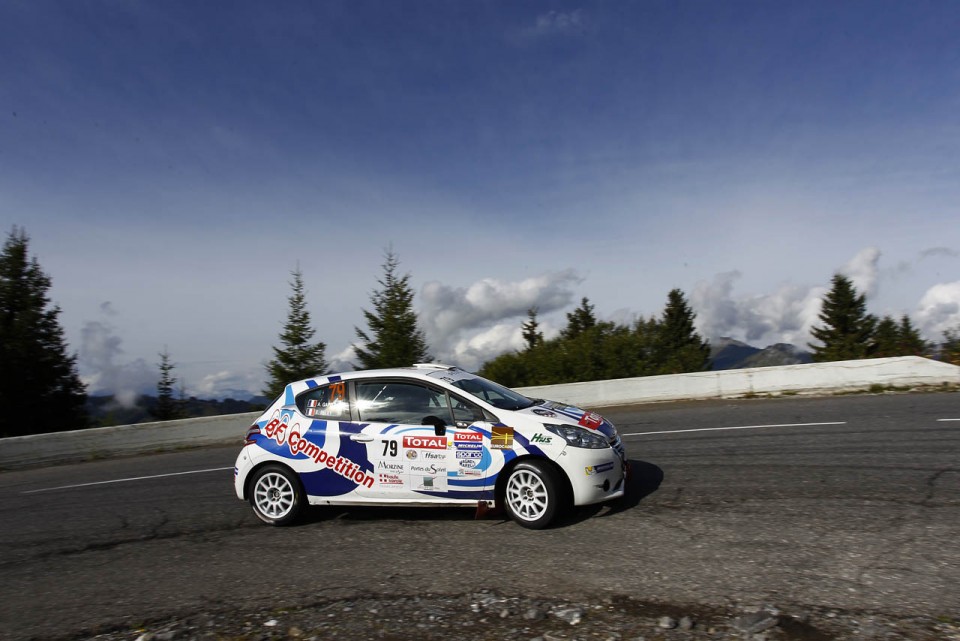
[491,426,514,450]
[458,458,479,468]
[456,450,482,460]
[263,416,374,489]
[405,449,418,460]
[585,462,615,476]
[531,433,552,444]
[422,451,446,461]
[454,432,483,443]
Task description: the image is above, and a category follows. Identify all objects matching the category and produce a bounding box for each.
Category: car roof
[293,363,467,388]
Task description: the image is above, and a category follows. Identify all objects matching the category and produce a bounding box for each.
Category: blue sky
[3,1,959,399]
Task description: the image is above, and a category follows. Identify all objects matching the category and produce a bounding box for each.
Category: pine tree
[0,227,88,436]
[521,307,544,350]
[896,315,928,356]
[354,249,430,369]
[942,325,960,366]
[809,274,877,362]
[560,297,597,340]
[652,288,711,374]
[153,348,182,421]
[263,267,327,399]
[873,315,900,358]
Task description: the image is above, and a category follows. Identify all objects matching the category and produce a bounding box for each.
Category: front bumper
[562,442,627,506]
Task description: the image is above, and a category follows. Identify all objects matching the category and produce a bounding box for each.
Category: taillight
[243,424,261,446]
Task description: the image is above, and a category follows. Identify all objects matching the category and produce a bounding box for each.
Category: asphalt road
[0,392,958,640]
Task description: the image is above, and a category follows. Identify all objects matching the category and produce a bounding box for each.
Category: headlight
[544,424,609,449]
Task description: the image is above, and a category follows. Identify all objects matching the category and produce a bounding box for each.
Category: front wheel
[502,460,564,529]
[249,464,305,526]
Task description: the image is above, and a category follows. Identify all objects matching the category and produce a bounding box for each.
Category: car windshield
[450,375,535,411]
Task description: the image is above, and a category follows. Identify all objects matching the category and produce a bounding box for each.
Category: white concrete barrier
[1,357,957,469]
[0,412,259,470]
[516,356,960,408]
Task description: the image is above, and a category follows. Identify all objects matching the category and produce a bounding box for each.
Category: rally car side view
[235,364,627,529]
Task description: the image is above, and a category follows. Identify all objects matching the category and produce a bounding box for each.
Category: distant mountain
[710,338,812,371]
[87,394,270,427]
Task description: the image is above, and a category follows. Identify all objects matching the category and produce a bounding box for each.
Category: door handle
[350,434,374,443]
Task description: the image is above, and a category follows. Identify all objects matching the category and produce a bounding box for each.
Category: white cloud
[839,246,881,298]
[419,270,581,370]
[915,281,960,339]
[193,369,264,400]
[515,9,585,42]
[692,247,960,349]
[78,318,156,398]
[691,271,825,348]
[328,344,358,374]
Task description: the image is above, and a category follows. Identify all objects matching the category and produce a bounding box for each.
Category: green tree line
[479,292,711,387]
[5,226,960,436]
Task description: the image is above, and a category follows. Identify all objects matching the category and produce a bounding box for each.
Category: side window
[355,381,453,425]
[450,394,486,428]
[296,381,350,419]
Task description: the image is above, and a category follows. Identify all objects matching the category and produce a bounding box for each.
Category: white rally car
[235,364,627,529]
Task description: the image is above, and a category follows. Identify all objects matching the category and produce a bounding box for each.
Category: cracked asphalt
[0,392,957,640]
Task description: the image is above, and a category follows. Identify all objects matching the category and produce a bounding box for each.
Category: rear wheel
[249,464,304,526]
[503,460,563,529]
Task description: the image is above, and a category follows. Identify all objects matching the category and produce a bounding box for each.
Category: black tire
[502,460,563,529]
[249,464,305,526]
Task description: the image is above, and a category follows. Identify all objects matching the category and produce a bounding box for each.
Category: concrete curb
[1,357,957,470]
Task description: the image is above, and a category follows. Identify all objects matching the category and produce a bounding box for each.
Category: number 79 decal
[381,439,398,457]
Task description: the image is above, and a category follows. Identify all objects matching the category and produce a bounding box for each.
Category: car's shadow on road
[297,504,477,526]
[557,459,664,527]
[293,459,662,528]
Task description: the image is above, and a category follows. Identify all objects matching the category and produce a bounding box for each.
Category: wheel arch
[494,454,573,509]
[242,459,303,501]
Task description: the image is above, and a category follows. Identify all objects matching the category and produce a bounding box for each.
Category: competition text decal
[263,415,373,489]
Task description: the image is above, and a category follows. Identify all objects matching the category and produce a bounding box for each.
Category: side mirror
[421,415,446,436]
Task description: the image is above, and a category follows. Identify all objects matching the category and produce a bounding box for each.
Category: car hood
[517,400,617,440]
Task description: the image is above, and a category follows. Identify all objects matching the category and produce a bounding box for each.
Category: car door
[353,379,454,500]
[446,392,499,501]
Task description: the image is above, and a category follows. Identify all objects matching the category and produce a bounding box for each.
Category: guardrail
[1,356,957,470]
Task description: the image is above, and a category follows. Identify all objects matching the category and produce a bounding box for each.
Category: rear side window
[296,381,350,419]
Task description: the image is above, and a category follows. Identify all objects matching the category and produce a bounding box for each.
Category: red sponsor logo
[403,435,447,450]
[264,412,298,444]
[454,432,483,443]
[578,412,603,430]
[378,473,404,486]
